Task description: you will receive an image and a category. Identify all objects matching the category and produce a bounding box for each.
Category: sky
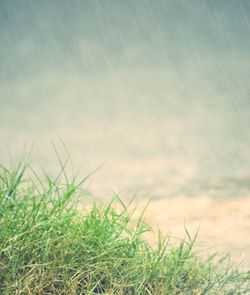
[1,0,250,198]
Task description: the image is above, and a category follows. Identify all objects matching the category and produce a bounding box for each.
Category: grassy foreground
[0,164,249,294]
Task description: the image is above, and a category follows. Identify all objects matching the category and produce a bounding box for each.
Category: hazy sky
[1,1,250,197]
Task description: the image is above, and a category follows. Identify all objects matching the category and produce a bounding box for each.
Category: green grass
[0,163,249,294]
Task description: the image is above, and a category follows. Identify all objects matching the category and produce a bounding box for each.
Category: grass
[0,163,249,294]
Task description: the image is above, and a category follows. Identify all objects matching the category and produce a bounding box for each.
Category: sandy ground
[136,196,250,271]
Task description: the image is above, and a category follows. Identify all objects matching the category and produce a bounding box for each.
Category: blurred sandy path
[138,196,250,270]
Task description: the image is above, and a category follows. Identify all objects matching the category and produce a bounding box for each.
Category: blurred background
[1,0,250,199]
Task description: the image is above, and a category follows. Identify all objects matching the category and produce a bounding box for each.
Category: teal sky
[1,1,250,197]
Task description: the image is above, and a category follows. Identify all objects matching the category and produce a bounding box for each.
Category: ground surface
[137,196,250,271]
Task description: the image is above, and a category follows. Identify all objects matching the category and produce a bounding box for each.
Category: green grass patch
[0,164,249,294]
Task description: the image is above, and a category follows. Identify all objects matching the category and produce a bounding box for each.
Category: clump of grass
[0,164,249,294]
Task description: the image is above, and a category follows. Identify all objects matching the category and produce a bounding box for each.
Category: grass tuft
[0,164,249,294]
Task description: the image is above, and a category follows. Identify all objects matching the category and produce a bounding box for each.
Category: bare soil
[137,196,250,270]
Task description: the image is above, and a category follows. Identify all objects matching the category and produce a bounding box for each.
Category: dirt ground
[137,196,250,271]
